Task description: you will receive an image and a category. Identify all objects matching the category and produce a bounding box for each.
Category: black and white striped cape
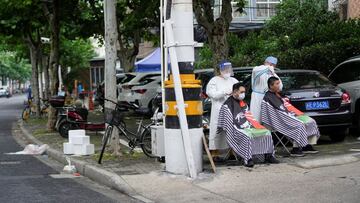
[261,91,320,147]
[218,97,274,164]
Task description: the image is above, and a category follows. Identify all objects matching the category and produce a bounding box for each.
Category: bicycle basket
[104,108,123,125]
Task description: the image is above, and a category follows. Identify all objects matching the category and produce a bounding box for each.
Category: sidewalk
[16,116,360,203]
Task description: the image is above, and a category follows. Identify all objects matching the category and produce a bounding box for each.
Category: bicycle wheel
[22,107,31,121]
[140,126,156,158]
[98,125,113,164]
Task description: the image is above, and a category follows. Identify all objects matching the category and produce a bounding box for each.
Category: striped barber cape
[261,91,320,147]
[218,97,274,164]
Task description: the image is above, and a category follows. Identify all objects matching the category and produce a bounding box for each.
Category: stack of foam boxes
[63,130,94,155]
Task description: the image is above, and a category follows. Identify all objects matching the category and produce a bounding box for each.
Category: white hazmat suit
[250,65,282,121]
[206,76,238,150]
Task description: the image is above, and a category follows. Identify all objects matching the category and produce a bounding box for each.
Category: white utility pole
[163,0,203,178]
[104,0,121,155]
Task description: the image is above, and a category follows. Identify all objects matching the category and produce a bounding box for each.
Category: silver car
[328,56,360,133]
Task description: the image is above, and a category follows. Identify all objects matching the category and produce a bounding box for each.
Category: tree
[61,38,96,90]
[193,0,245,72]
[0,0,47,117]
[116,0,160,72]
[0,52,31,85]
[198,0,360,74]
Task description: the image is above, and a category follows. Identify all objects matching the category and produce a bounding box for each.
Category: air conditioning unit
[151,125,165,157]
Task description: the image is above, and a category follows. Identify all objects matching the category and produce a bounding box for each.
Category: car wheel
[329,128,348,142]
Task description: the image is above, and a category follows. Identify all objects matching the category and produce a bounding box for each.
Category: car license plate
[305,100,330,110]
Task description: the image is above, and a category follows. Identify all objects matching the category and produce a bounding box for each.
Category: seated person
[218,82,279,167]
[261,77,320,156]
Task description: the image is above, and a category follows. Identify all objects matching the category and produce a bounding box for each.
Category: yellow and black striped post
[165,63,202,129]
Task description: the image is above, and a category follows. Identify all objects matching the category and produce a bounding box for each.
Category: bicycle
[98,98,157,164]
[22,98,50,121]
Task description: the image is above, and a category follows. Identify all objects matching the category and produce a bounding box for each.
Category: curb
[18,121,152,202]
[294,154,360,169]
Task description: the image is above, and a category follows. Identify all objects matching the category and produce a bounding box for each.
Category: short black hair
[232,82,244,92]
[267,76,280,89]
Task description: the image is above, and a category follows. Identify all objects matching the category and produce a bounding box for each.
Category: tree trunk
[38,50,44,99]
[43,55,50,100]
[29,44,41,117]
[44,0,60,130]
[104,0,122,156]
[193,0,233,73]
[118,51,137,72]
[208,30,229,74]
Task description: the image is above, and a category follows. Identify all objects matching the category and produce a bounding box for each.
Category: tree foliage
[116,0,160,72]
[197,0,360,74]
[0,52,31,82]
[193,0,245,72]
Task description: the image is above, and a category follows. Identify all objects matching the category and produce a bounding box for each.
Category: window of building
[255,0,280,18]
[91,67,104,86]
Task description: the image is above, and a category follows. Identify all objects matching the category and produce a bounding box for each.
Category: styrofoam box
[63,143,74,155]
[69,135,90,145]
[73,144,94,156]
[68,129,86,137]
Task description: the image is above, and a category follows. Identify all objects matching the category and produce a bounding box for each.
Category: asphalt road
[0,95,139,203]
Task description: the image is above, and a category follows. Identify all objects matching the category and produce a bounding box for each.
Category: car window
[120,74,136,84]
[278,72,334,90]
[196,71,214,93]
[138,74,160,85]
[330,60,360,84]
[233,72,252,83]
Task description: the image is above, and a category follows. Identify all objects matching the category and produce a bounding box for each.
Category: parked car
[244,70,351,142]
[131,76,161,114]
[116,73,136,85]
[118,72,161,114]
[328,56,360,133]
[0,86,10,97]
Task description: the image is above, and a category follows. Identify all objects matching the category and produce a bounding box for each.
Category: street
[0,95,139,203]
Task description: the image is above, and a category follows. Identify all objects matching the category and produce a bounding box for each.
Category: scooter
[56,97,139,138]
[57,107,105,138]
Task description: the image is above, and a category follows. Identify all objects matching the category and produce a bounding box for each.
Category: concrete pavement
[11,94,360,203]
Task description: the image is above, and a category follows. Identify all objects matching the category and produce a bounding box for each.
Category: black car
[244,70,352,142]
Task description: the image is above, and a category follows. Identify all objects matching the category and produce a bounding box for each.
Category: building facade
[213,0,281,31]
[329,0,360,19]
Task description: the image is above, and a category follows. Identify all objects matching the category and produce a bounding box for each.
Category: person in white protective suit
[250,56,283,122]
[206,61,238,157]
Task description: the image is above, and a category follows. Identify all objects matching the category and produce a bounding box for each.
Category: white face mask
[268,65,275,72]
[222,73,231,79]
[238,93,245,100]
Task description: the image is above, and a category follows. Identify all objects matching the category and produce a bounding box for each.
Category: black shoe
[290,147,305,157]
[245,159,254,168]
[302,145,319,154]
[265,154,280,164]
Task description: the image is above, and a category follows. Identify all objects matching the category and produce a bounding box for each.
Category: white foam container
[68,130,86,137]
[69,135,90,145]
[63,143,74,155]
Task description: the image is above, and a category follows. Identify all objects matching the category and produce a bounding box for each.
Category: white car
[118,72,161,113]
[328,56,360,133]
[0,86,9,97]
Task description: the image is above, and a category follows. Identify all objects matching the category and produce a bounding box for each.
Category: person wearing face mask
[206,60,238,158]
[261,77,320,156]
[250,56,283,122]
[217,83,278,167]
